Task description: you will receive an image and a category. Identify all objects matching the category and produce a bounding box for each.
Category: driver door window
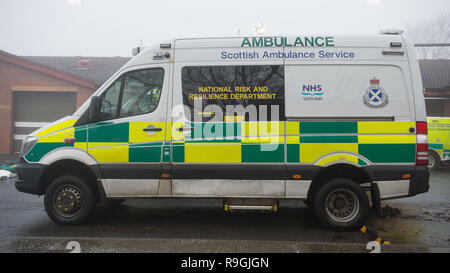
[119,68,164,118]
[97,68,164,122]
[99,78,122,121]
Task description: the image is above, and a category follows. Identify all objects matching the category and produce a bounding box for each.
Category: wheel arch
[38,159,103,199]
[39,147,98,166]
[306,163,373,203]
[429,148,441,160]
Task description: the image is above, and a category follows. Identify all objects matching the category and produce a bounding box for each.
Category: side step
[223,198,278,212]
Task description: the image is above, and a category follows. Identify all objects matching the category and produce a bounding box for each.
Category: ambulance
[15,31,430,231]
[427,117,450,170]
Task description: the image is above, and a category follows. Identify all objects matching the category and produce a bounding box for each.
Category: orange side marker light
[402,174,412,179]
[64,138,76,144]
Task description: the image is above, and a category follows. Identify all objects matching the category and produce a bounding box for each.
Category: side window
[119,68,164,118]
[181,65,284,121]
[99,78,122,121]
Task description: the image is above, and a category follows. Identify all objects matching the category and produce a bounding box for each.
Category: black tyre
[44,175,98,225]
[313,178,369,231]
[428,150,440,171]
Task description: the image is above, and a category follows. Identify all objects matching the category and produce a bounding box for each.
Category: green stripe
[241,143,284,163]
[358,158,368,166]
[129,143,162,162]
[300,135,357,143]
[25,142,74,162]
[300,122,357,134]
[88,122,129,142]
[287,144,300,163]
[429,143,444,149]
[173,143,185,162]
[359,144,415,163]
[74,125,87,142]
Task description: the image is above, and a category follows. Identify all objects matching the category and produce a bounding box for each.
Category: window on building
[181,65,284,121]
[426,99,445,116]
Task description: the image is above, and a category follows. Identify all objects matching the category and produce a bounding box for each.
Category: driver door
[86,65,169,197]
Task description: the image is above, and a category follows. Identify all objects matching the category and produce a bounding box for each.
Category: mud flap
[370,182,384,217]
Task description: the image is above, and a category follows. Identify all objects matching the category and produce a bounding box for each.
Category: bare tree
[405,13,450,59]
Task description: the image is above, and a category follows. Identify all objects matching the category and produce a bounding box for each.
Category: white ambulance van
[16,32,430,231]
[427,117,450,170]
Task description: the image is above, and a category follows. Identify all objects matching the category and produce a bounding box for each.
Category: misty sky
[0,0,449,57]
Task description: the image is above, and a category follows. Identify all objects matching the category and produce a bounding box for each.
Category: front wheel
[44,175,98,225]
[313,178,369,231]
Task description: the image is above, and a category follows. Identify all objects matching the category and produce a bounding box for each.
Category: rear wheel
[44,175,98,225]
[428,151,440,171]
[313,178,369,231]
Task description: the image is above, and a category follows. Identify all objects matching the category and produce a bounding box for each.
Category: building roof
[419,59,450,92]
[4,49,450,94]
[0,50,97,89]
[22,56,131,87]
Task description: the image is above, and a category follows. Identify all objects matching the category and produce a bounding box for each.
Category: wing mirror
[88,96,101,121]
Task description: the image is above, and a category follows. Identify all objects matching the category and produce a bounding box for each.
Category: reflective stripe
[26,119,419,166]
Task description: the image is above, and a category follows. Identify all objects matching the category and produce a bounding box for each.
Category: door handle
[176,127,194,132]
[143,125,162,132]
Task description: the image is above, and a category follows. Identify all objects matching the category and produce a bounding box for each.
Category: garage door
[13,91,76,153]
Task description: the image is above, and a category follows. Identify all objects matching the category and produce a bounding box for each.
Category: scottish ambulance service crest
[362,77,389,108]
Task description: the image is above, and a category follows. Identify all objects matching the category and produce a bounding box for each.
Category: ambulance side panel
[170,38,288,197]
[428,117,450,161]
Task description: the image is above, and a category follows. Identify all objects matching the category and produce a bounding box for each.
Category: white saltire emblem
[363,77,389,108]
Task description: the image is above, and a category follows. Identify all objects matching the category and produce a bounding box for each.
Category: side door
[170,63,286,197]
[87,65,169,197]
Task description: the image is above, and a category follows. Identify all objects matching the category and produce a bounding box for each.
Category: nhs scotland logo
[363,78,389,108]
[301,84,324,101]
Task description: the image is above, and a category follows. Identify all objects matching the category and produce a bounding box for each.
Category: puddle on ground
[367,205,450,246]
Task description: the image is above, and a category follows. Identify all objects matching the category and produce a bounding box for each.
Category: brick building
[419,59,450,117]
[0,50,129,155]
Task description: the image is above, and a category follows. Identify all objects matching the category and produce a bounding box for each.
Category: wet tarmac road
[0,169,449,253]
